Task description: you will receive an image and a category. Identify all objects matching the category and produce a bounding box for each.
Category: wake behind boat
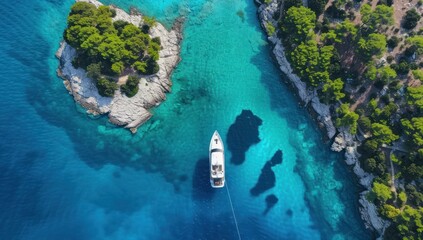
[209,130,225,188]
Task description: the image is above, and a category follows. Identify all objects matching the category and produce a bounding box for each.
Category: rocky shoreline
[56,0,182,133]
[255,0,389,237]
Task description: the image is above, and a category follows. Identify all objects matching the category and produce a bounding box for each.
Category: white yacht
[209,130,225,188]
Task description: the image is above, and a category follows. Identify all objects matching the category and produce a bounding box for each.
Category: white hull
[209,131,225,188]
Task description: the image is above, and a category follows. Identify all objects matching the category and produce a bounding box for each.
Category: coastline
[254,0,389,237]
[56,0,183,133]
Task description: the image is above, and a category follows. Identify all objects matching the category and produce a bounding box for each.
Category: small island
[257,0,422,239]
[56,0,182,133]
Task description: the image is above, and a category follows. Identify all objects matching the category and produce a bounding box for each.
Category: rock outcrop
[56,0,182,132]
[256,0,389,237]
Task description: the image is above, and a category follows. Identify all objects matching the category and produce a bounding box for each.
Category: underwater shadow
[192,157,215,200]
[250,150,283,196]
[263,194,279,215]
[227,110,262,165]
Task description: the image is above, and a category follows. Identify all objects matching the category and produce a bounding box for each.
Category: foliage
[120,75,140,97]
[361,4,394,31]
[142,16,156,27]
[86,62,102,79]
[290,40,334,87]
[381,204,401,219]
[336,104,359,134]
[358,33,387,61]
[265,22,276,36]
[372,182,392,203]
[402,9,421,30]
[335,19,358,39]
[389,206,423,240]
[308,0,326,16]
[322,78,345,103]
[406,86,423,112]
[96,77,118,97]
[371,123,398,145]
[413,69,423,81]
[399,192,407,207]
[64,2,160,85]
[359,116,372,133]
[407,36,423,56]
[282,6,316,44]
[387,36,400,49]
[401,117,423,147]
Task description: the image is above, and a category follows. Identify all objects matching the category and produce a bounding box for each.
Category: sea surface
[0,0,372,239]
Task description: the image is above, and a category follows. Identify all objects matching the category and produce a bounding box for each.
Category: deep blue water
[0,0,372,239]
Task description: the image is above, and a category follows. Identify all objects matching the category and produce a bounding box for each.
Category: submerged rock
[56,0,182,132]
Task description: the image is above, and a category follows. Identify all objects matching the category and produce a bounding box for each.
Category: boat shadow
[192,157,215,200]
[226,110,262,165]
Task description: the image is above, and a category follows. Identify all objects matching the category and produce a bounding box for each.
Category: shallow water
[0,0,371,239]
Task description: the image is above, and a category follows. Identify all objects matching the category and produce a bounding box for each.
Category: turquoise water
[0,0,371,239]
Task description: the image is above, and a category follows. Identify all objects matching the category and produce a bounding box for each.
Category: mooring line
[225,181,242,240]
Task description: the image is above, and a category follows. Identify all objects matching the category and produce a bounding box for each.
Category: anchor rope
[225,181,242,240]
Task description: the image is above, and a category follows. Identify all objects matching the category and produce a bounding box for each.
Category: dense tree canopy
[372,182,392,203]
[336,104,359,134]
[406,86,423,112]
[358,33,387,61]
[401,117,423,147]
[361,4,394,32]
[282,6,316,44]
[371,123,398,145]
[321,78,345,103]
[64,2,161,97]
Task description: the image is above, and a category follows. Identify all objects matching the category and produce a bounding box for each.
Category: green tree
[282,6,316,44]
[372,182,392,203]
[121,75,140,97]
[336,104,359,134]
[371,123,399,145]
[86,62,102,80]
[335,19,358,39]
[407,36,423,56]
[413,69,423,81]
[322,78,345,103]
[359,116,372,133]
[96,77,118,97]
[361,4,394,31]
[308,0,326,16]
[70,2,97,17]
[401,117,423,147]
[406,86,423,111]
[402,8,421,30]
[358,33,387,61]
[381,204,400,219]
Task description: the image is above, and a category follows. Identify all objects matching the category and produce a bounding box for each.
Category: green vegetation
[121,75,140,98]
[64,2,161,97]
[265,22,276,36]
[402,9,421,30]
[270,2,423,238]
[371,182,392,203]
[336,104,359,134]
[96,77,118,97]
[358,33,387,61]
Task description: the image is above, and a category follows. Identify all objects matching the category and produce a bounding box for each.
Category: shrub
[402,9,421,30]
[387,36,400,48]
[96,77,118,97]
[386,55,394,63]
[121,75,140,97]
